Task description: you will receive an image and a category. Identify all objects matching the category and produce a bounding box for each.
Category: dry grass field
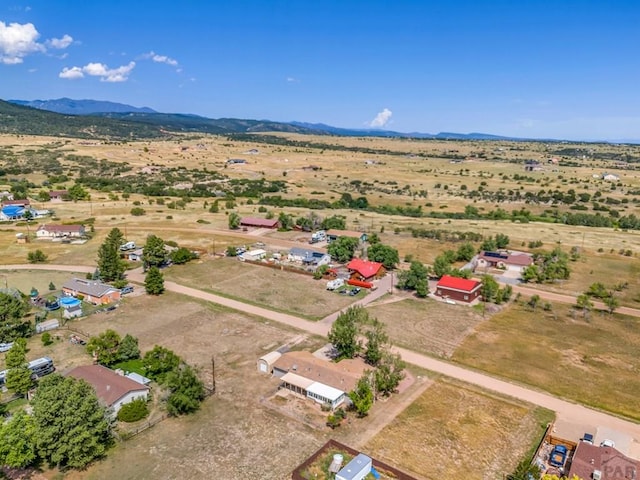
[366,378,553,480]
[453,301,640,421]
[366,298,485,357]
[163,258,356,320]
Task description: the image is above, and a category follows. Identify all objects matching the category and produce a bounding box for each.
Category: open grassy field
[453,300,640,421]
[366,378,554,480]
[0,268,88,295]
[163,257,357,320]
[366,297,485,357]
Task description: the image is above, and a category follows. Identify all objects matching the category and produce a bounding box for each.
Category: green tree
[142,346,181,383]
[0,411,38,468]
[86,329,121,366]
[228,212,241,229]
[481,275,499,303]
[456,242,476,262]
[328,307,365,360]
[480,237,497,252]
[349,375,374,417]
[32,374,111,469]
[48,281,56,291]
[142,234,167,269]
[67,184,90,201]
[587,282,609,299]
[37,190,52,202]
[165,364,206,416]
[576,294,593,320]
[208,200,219,213]
[432,254,452,278]
[130,207,145,216]
[396,261,429,291]
[527,294,541,311]
[144,266,165,295]
[363,321,388,366]
[5,339,27,368]
[603,293,619,315]
[367,243,399,269]
[327,236,359,263]
[170,247,197,265]
[495,233,510,249]
[509,458,541,480]
[27,249,48,263]
[97,228,125,282]
[321,215,346,230]
[277,212,294,231]
[415,279,429,298]
[117,334,140,361]
[374,352,406,396]
[0,293,30,343]
[5,365,33,396]
[42,331,53,346]
[226,245,238,257]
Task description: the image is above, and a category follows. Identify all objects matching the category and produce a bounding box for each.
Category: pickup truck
[549,445,568,468]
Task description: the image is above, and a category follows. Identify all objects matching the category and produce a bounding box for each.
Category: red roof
[38,224,84,233]
[346,258,383,279]
[436,275,481,292]
[240,217,279,228]
[1,199,30,206]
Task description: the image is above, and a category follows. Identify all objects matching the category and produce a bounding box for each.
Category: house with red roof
[434,275,481,303]
[346,258,385,282]
[239,217,279,229]
[67,364,149,417]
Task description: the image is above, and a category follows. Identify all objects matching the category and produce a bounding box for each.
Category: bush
[130,207,145,216]
[41,332,53,346]
[27,249,48,264]
[117,398,149,422]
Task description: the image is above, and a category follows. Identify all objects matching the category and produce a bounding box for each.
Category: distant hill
[0,100,165,139]
[9,98,157,115]
[94,112,323,135]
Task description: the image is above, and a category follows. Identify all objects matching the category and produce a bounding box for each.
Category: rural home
[346,258,384,282]
[569,441,640,480]
[62,278,121,305]
[270,350,369,409]
[1,199,30,207]
[241,249,267,262]
[36,224,85,239]
[475,251,533,273]
[326,229,368,244]
[125,248,144,261]
[48,190,68,201]
[434,275,482,303]
[239,217,279,229]
[288,247,331,266]
[67,364,149,417]
[336,453,373,480]
[602,172,620,182]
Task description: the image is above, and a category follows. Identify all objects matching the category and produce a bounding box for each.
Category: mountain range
[7,98,528,141]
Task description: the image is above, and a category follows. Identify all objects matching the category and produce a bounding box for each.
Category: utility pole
[211,356,216,394]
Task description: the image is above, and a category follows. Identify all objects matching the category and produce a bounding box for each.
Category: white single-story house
[241,249,267,262]
[36,224,85,239]
[288,247,331,266]
[67,364,149,417]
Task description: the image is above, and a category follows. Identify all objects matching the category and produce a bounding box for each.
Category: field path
[4,263,640,453]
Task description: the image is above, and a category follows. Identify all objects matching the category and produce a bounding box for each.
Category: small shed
[336,453,373,480]
[63,304,83,319]
[257,351,282,374]
[35,319,59,333]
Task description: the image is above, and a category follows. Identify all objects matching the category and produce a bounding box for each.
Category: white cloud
[59,61,136,82]
[142,51,178,66]
[1,21,73,64]
[368,108,393,128]
[59,66,84,79]
[286,76,299,83]
[47,34,73,49]
[0,21,44,64]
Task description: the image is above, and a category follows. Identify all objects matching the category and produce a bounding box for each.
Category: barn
[239,217,279,229]
[434,275,481,303]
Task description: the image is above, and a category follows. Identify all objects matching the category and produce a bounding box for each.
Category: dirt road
[4,263,640,451]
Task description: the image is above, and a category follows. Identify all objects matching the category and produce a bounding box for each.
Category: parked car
[582,433,594,444]
[549,445,568,468]
[339,289,348,295]
[349,287,361,296]
[120,285,134,295]
[601,439,615,448]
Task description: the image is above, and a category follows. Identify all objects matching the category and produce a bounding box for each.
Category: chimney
[106,385,111,391]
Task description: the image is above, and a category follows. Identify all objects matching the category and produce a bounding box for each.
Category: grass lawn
[113,358,145,376]
[365,378,553,480]
[0,269,89,296]
[163,258,358,320]
[453,301,640,420]
[366,298,485,357]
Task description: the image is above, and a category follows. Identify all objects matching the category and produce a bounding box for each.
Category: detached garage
[257,351,282,374]
[435,275,482,303]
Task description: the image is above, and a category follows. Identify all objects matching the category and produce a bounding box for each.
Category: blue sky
[1,1,639,140]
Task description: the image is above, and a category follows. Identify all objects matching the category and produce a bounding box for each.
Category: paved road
[4,263,640,452]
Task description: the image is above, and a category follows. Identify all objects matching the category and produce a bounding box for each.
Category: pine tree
[145,266,165,295]
[97,228,125,282]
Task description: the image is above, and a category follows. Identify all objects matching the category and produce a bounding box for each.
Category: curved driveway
[4,263,640,448]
